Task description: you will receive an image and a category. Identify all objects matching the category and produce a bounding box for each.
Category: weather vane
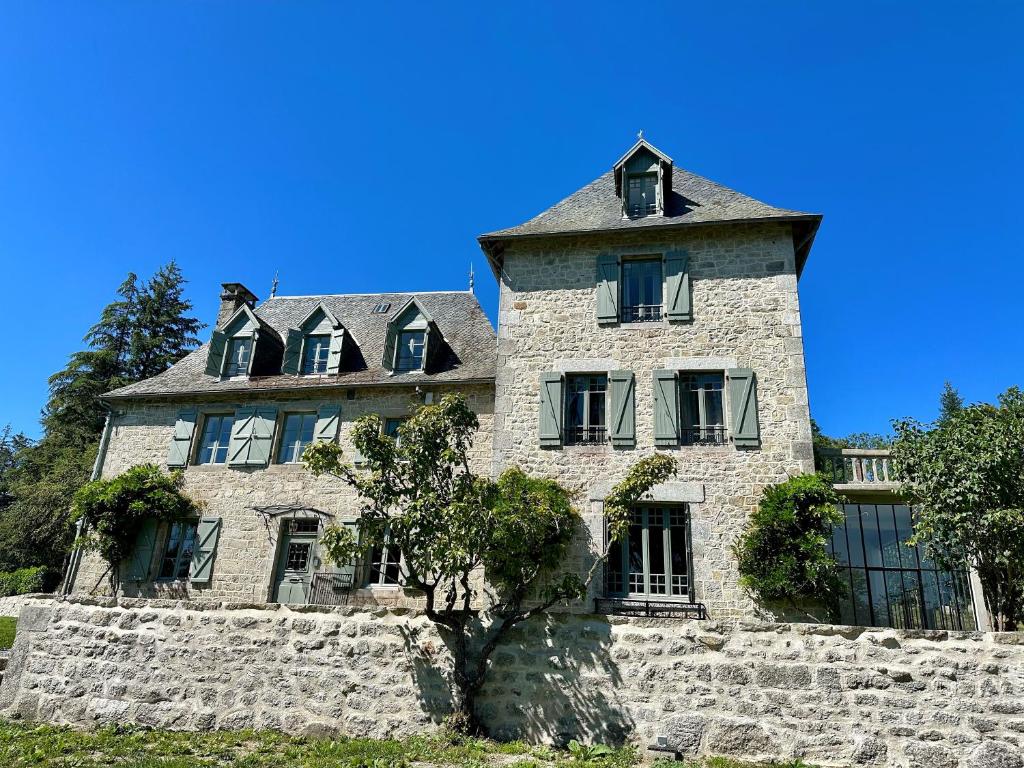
[637,129,644,140]
[270,271,279,298]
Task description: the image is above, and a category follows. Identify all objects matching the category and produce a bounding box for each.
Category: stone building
[65,138,980,629]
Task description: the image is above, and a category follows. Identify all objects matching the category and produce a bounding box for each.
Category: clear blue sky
[2,2,1021,440]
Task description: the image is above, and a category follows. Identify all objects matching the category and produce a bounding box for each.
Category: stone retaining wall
[1,597,1022,768]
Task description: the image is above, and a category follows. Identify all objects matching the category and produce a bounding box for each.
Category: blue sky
[1,1,1021,440]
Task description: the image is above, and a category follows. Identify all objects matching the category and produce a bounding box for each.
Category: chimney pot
[217,282,259,329]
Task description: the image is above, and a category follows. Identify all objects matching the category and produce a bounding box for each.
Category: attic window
[372,303,391,314]
[395,330,426,372]
[627,174,657,217]
[225,337,253,377]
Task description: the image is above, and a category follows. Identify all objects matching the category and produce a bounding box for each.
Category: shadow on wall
[403,613,633,746]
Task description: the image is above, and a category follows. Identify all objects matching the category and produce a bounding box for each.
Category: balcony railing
[621,304,663,323]
[564,426,608,446]
[308,571,354,606]
[680,426,728,446]
[819,448,898,490]
[595,597,707,620]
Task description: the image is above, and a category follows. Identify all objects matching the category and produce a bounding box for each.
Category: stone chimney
[216,282,259,329]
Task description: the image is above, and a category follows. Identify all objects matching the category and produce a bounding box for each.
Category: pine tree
[130,261,203,380]
[938,381,964,425]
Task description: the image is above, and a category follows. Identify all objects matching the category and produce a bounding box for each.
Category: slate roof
[103,291,496,400]
[478,165,822,273]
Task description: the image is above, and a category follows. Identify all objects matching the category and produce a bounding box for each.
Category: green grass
[0,618,15,651]
[0,721,823,768]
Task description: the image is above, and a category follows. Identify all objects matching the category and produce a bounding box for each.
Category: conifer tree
[938,381,964,425]
[131,261,203,380]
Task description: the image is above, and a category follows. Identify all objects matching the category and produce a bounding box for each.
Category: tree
[733,474,845,621]
[811,418,892,472]
[131,261,204,380]
[892,387,1024,631]
[938,381,964,425]
[304,394,676,732]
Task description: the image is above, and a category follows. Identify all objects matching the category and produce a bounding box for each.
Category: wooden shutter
[539,373,564,447]
[326,328,346,374]
[609,370,636,448]
[653,369,680,446]
[282,329,303,375]
[596,254,619,325]
[334,520,360,587]
[167,409,197,468]
[664,250,691,321]
[124,518,158,582]
[382,324,398,370]
[189,517,222,585]
[228,407,278,466]
[314,404,341,443]
[204,331,227,376]
[727,368,760,448]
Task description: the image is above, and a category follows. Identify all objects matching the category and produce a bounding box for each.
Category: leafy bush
[0,616,16,649]
[0,565,47,597]
[733,474,844,618]
[72,464,201,581]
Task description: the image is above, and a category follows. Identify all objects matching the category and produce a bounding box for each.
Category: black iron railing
[680,426,727,446]
[564,426,608,446]
[309,572,354,606]
[595,597,707,620]
[621,304,663,323]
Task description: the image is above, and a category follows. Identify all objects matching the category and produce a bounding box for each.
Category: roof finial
[637,129,644,141]
[270,271,279,299]
[469,263,475,294]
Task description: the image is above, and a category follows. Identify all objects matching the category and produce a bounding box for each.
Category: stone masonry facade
[493,223,813,618]
[2,597,1022,768]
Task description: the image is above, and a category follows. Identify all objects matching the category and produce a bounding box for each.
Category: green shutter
[665,250,691,321]
[314,404,341,442]
[326,328,346,374]
[382,323,398,370]
[539,373,564,447]
[205,331,227,376]
[189,516,222,584]
[727,368,760,448]
[334,520,360,588]
[124,518,158,582]
[167,408,197,468]
[282,329,303,375]
[228,407,278,466]
[596,254,619,324]
[609,370,636,448]
[653,369,680,446]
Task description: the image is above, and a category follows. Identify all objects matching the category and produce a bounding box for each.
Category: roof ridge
[267,290,475,299]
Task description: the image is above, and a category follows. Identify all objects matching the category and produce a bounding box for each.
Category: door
[272,519,320,604]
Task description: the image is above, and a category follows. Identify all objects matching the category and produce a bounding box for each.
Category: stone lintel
[663,356,738,371]
[589,479,705,503]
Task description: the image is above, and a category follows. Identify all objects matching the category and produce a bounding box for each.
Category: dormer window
[225,337,253,377]
[301,335,331,374]
[396,330,426,372]
[627,174,657,217]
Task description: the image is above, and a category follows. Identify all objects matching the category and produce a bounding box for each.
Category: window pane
[701,375,725,427]
[159,523,183,579]
[285,542,311,572]
[302,335,331,374]
[860,506,883,568]
[278,413,315,464]
[369,543,401,585]
[844,505,865,567]
[894,505,917,569]
[877,505,901,568]
[621,260,663,322]
[669,520,688,597]
[199,415,234,465]
[225,338,252,377]
[564,375,607,445]
[648,510,667,595]
[396,330,426,371]
[627,517,644,594]
[607,535,624,595]
[868,570,889,626]
[175,524,198,579]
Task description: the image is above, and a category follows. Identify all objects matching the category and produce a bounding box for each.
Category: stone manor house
[65,138,982,631]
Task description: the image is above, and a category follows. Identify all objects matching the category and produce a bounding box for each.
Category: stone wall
[71,383,494,606]
[3,597,1022,768]
[493,223,815,619]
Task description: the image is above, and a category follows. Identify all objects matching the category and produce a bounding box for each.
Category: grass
[0,618,15,651]
[0,721,823,768]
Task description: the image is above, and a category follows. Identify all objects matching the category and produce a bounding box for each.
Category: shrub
[733,474,844,619]
[0,565,48,597]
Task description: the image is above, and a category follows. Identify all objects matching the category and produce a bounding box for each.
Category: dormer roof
[297,301,343,332]
[612,137,673,199]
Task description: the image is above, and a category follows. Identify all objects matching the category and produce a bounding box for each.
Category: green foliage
[938,381,964,425]
[0,263,202,575]
[72,464,201,577]
[892,386,1024,631]
[603,454,677,545]
[0,566,47,597]
[733,474,844,616]
[810,419,891,471]
[566,741,615,762]
[0,617,15,650]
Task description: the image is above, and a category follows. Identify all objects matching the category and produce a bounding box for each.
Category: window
[395,330,426,371]
[158,521,198,580]
[679,373,726,445]
[197,414,234,464]
[224,337,252,377]
[367,541,401,586]
[627,174,657,217]
[277,413,316,464]
[830,504,976,631]
[621,259,663,322]
[384,417,407,447]
[608,506,690,598]
[565,375,607,445]
[302,335,331,374]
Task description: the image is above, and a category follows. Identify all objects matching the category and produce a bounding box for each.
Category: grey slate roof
[104,291,496,400]
[478,165,822,273]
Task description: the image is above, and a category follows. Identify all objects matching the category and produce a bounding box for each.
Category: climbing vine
[72,464,201,583]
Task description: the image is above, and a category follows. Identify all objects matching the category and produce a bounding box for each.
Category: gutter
[60,406,115,596]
